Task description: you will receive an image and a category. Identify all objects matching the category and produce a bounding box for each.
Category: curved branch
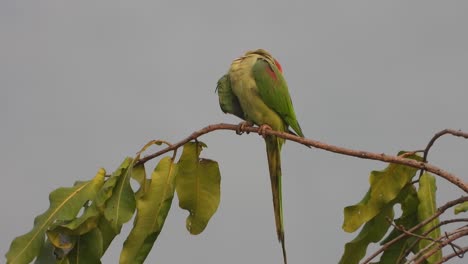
[136,123,468,193]
[419,129,468,177]
[423,129,468,163]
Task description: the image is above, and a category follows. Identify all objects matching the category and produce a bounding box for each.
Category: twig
[135,123,468,192]
[436,246,468,264]
[413,227,468,264]
[402,219,468,261]
[419,129,468,177]
[388,220,437,243]
[361,196,468,264]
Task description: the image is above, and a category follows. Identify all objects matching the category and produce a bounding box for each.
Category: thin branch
[361,196,468,264]
[402,219,468,261]
[420,129,468,177]
[389,220,437,243]
[436,246,468,264]
[135,123,468,193]
[413,227,468,264]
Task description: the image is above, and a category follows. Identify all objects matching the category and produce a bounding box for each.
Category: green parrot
[216,49,304,264]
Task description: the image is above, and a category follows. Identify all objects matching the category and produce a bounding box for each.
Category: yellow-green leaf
[97,217,117,253]
[67,228,102,264]
[175,142,221,235]
[343,152,421,232]
[120,157,177,264]
[454,201,468,215]
[339,205,394,264]
[103,157,136,233]
[6,168,105,264]
[417,172,441,263]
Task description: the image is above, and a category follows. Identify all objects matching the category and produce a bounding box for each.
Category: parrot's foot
[258,124,272,138]
[236,121,253,135]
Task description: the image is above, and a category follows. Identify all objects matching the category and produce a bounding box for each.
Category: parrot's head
[245,49,283,73]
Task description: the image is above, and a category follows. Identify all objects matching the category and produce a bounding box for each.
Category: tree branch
[419,129,468,177]
[413,227,468,264]
[361,196,468,264]
[136,123,468,193]
[437,246,468,264]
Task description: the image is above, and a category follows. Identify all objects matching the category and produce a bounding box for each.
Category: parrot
[216,49,304,264]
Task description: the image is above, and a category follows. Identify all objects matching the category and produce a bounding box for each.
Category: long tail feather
[266,136,287,264]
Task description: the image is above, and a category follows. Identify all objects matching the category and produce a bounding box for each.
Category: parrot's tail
[266,136,287,264]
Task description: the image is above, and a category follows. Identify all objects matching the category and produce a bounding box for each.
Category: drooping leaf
[6,168,105,264]
[67,228,102,264]
[34,239,62,264]
[175,142,221,235]
[120,157,177,264]
[343,153,421,232]
[103,157,137,233]
[454,201,468,215]
[417,172,441,263]
[378,186,419,263]
[97,217,117,254]
[339,205,394,264]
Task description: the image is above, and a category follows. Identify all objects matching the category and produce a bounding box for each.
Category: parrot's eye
[274,59,283,73]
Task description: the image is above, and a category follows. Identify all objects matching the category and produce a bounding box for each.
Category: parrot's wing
[252,59,304,137]
[216,74,245,120]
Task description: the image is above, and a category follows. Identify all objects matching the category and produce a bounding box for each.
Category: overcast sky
[2,1,467,263]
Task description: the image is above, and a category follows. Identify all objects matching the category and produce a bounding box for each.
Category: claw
[258,124,272,138]
[236,121,253,135]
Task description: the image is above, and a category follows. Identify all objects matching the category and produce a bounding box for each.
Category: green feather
[216,74,245,119]
[252,57,304,137]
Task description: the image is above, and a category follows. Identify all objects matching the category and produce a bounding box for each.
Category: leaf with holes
[175,142,221,235]
[339,205,394,264]
[378,186,419,263]
[6,168,105,264]
[343,152,421,232]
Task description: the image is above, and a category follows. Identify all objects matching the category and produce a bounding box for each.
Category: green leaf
[175,142,221,235]
[339,205,394,264]
[417,172,441,263]
[454,201,468,215]
[34,239,62,264]
[97,217,117,253]
[120,157,177,264]
[67,228,102,264]
[378,186,419,263]
[343,153,421,232]
[6,168,105,264]
[103,157,137,233]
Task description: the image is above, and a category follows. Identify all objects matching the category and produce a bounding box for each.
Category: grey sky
[2,1,467,263]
